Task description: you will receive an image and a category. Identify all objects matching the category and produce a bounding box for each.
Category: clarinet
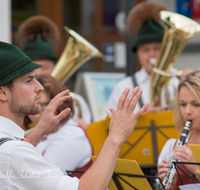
[161,120,192,190]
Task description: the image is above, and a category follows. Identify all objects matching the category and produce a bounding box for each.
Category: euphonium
[51,26,103,118]
[150,11,200,108]
[161,120,192,190]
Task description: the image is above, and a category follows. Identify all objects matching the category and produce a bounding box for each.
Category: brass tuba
[150,11,200,108]
[51,26,103,118]
[51,26,103,84]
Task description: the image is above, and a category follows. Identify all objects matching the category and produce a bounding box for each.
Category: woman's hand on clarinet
[158,159,177,190]
[157,159,169,180]
[173,146,199,175]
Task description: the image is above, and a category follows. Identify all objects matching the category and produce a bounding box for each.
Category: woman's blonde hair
[173,69,200,134]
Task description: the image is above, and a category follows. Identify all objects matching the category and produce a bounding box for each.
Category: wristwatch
[195,170,200,181]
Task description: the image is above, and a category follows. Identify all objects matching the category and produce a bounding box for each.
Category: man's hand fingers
[134,103,149,120]
[54,108,71,122]
[127,89,141,113]
[117,88,130,111]
[109,108,115,116]
[123,87,139,112]
[50,95,72,109]
[50,90,70,103]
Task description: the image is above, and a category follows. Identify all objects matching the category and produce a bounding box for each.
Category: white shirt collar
[135,67,150,84]
[0,116,25,140]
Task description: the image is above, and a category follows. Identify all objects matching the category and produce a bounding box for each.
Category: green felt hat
[23,34,58,63]
[0,41,41,86]
[132,19,164,52]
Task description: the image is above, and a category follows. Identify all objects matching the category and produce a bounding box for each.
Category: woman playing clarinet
[158,69,200,189]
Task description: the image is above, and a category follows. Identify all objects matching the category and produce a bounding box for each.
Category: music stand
[172,144,200,186]
[87,111,179,167]
[66,156,165,189]
[172,161,200,185]
[173,144,200,185]
[90,156,165,190]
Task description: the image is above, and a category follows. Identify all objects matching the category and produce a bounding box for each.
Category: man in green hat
[0,41,149,189]
[107,1,180,114]
[16,15,91,129]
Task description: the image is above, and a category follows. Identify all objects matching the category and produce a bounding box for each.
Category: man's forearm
[78,136,121,190]
[77,88,149,190]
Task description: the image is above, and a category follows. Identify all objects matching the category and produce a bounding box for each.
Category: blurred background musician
[15,15,91,130]
[107,2,180,114]
[24,74,93,178]
[158,69,200,189]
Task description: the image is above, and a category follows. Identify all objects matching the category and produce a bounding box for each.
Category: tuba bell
[150,11,200,108]
[51,26,103,118]
[51,26,103,84]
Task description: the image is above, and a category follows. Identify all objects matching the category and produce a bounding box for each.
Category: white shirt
[158,138,177,164]
[0,116,79,190]
[73,93,91,124]
[36,119,92,175]
[107,67,180,114]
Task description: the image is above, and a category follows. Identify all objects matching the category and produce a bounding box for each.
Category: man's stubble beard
[10,93,41,117]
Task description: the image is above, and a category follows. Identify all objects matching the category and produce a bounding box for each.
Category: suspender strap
[0,137,12,146]
[131,74,144,108]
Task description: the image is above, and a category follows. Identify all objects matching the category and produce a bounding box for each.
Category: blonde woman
[158,69,200,189]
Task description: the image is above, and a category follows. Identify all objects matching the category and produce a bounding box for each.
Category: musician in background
[24,74,93,178]
[107,2,180,114]
[158,69,200,189]
[15,15,91,130]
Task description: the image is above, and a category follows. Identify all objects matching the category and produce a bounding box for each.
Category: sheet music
[179,184,200,190]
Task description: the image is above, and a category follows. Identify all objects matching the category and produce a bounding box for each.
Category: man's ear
[0,86,9,101]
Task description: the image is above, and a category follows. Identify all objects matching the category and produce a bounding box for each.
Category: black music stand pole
[173,161,200,185]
